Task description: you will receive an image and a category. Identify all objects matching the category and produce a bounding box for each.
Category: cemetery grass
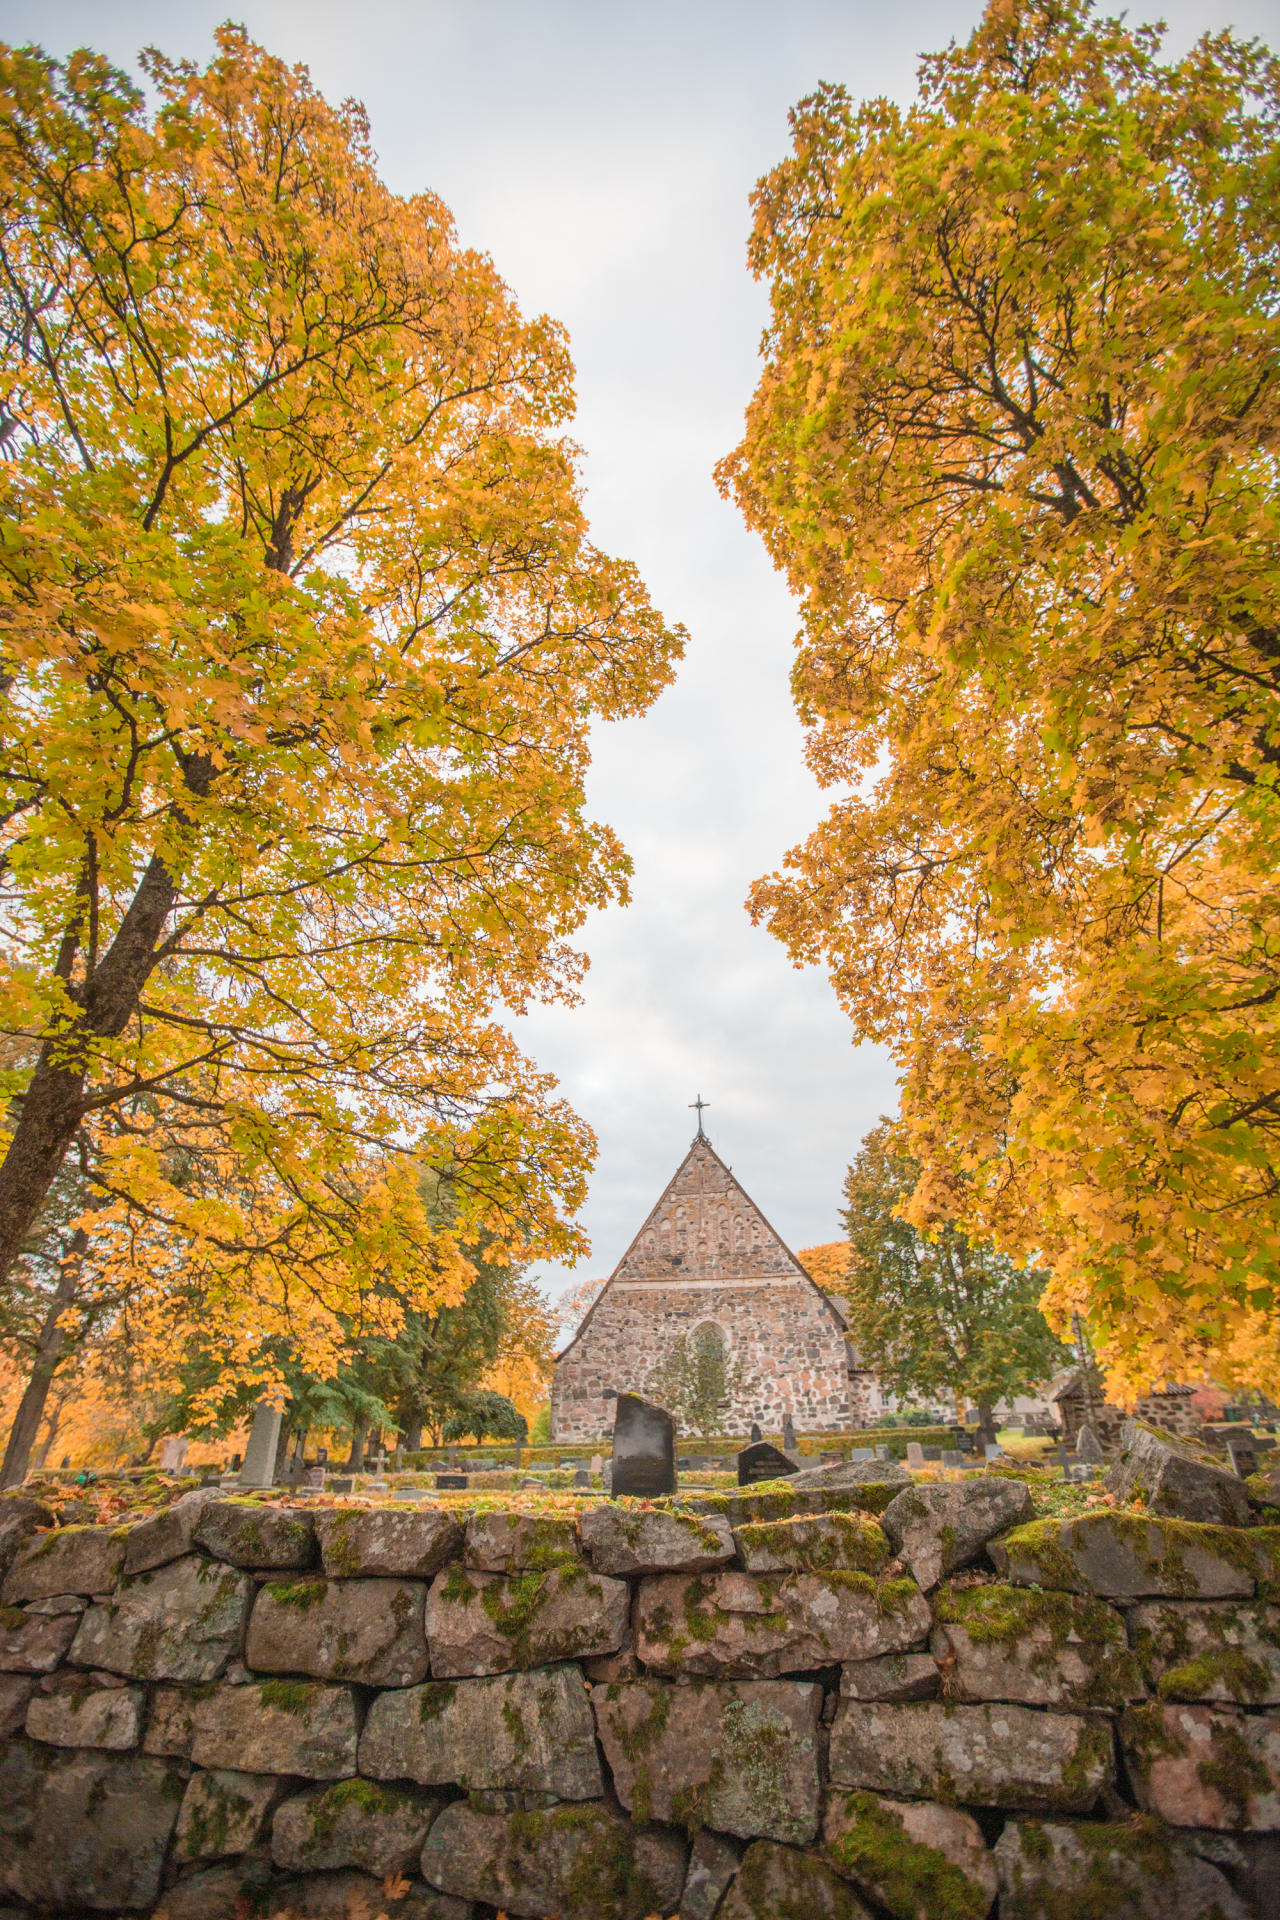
[5,1464,1140,1528]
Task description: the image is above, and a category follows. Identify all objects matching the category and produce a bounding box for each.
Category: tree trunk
[403,1416,423,1452]
[346,1417,368,1473]
[0,1229,87,1488]
[0,841,189,1295]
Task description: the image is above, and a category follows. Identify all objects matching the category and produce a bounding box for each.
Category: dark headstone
[1227,1434,1259,1479]
[749,1422,763,1444]
[436,1473,469,1490]
[316,1447,328,1466]
[614,1397,679,1497]
[737,1441,800,1487]
[951,1427,976,1455]
[782,1413,797,1454]
[610,1394,676,1498]
[1075,1424,1105,1465]
[328,1476,354,1494]
[572,1469,590,1488]
[922,1447,942,1462]
[230,1454,242,1472]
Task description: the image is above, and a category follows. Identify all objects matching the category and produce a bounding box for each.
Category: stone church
[550,1127,860,1441]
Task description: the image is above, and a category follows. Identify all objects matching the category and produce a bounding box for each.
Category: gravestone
[328,1475,354,1495]
[572,1468,590,1488]
[782,1413,797,1455]
[1227,1434,1259,1479]
[238,1403,283,1490]
[906,1442,925,1466]
[316,1447,328,1466]
[519,1477,546,1489]
[849,1448,875,1462]
[923,1447,942,1462]
[1075,1424,1105,1465]
[590,1454,604,1479]
[436,1472,469,1490]
[610,1394,676,1498]
[749,1422,763,1444]
[821,1451,843,1466]
[873,1446,890,1461]
[984,1442,1005,1463]
[393,1488,427,1502]
[942,1449,965,1468]
[305,1467,326,1492]
[159,1436,188,1473]
[370,1449,390,1491]
[737,1441,799,1486]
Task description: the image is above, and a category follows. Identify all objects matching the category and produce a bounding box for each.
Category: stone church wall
[2,1490,1278,1918]
[551,1134,858,1443]
[552,1276,853,1441]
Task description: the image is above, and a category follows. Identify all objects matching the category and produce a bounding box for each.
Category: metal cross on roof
[689,1094,710,1137]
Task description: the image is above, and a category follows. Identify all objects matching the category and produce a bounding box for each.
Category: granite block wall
[1,1486,1279,1919]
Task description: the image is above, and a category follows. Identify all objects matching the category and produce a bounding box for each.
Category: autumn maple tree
[720,1,1280,1396]
[0,29,682,1396]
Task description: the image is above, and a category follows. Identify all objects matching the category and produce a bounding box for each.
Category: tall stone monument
[610,1393,676,1497]
[238,1402,283,1489]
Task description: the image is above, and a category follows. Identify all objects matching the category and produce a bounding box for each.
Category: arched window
[693,1319,726,1356]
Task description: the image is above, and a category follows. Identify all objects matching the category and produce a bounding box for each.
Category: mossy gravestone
[610,1393,675,1497]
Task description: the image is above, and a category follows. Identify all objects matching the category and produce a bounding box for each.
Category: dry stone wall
[1,1483,1279,1918]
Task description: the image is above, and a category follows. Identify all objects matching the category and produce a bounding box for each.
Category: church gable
[550,1129,857,1441]
[612,1135,807,1285]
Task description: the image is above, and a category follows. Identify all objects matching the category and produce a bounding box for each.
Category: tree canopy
[719,0,1280,1398]
[0,28,682,1390]
[836,1121,1068,1418]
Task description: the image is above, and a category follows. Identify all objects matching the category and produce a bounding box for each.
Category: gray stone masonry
[313,1505,461,1577]
[552,1135,854,1439]
[2,1483,1280,1918]
[70,1554,252,1681]
[593,1677,823,1843]
[360,1665,603,1798]
[636,1567,932,1675]
[245,1575,428,1685]
[823,1789,999,1917]
[2,1524,125,1603]
[271,1779,445,1875]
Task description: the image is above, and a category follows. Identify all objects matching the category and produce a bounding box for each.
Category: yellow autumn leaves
[0,27,682,1399]
[721,1,1280,1398]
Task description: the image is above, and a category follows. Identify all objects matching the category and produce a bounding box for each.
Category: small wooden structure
[1049,1368,1199,1450]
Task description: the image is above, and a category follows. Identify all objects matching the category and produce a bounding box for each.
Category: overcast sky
[11,0,1276,1310]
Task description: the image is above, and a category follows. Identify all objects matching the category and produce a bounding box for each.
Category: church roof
[556,1132,845,1359]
